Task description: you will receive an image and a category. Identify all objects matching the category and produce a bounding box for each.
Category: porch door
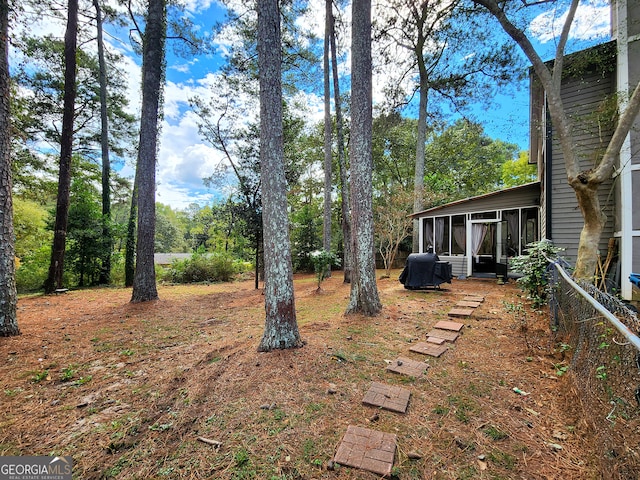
[466,220,501,277]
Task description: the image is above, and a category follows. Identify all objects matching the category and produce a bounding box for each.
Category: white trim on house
[616,0,634,300]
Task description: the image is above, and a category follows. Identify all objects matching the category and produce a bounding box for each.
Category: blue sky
[16,0,612,210]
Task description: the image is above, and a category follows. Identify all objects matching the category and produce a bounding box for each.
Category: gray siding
[549,69,616,265]
[438,256,466,277]
[414,183,540,218]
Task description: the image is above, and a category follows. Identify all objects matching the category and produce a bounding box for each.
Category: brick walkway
[333,294,485,476]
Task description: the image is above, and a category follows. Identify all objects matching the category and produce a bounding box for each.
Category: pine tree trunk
[257,0,303,351]
[322,0,332,277]
[413,60,428,252]
[94,0,112,285]
[346,0,381,316]
[0,0,18,336]
[43,0,78,294]
[125,177,137,287]
[131,0,166,303]
[330,9,351,283]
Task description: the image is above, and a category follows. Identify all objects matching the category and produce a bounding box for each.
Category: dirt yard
[0,273,603,479]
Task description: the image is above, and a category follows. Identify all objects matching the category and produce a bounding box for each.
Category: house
[410,0,639,301]
[410,182,540,278]
[154,253,191,267]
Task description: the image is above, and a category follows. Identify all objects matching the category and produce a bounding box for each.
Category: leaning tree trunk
[43,0,78,294]
[330,3,351,284]
[94,0,112,285]
[0,0,18,336]
[346,0,381,316]
[257,0,303,351]
[572,181,604,279]
[131,0,166,303]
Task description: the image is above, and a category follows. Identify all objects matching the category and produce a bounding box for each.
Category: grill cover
[399,253,453,289]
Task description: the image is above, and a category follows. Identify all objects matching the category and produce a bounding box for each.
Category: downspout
[545,98,553,241]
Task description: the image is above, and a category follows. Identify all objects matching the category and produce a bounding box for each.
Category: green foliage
[162,250,245,284]
[425,119,519,201]
[501,151,537,187]
[13,32,136,159]
[155,203,187,253]
[372,113,417,192]
[291,201,322,272]
[509,239,564,308]
[66,172,105,287]
[30,370,49,383]
[13,198,51,259]
[310,250,340,289]
[13,198,52,292]
[60,366,76,381]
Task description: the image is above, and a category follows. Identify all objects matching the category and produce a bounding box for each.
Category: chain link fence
[549,261,640,478]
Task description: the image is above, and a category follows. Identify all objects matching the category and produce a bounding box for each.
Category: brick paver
[426,336,446,345]
[463,295,484,303]
[334,425,397,477]
[410,341,448,357]
[433,320,465,332]
[448,307,474,318]
[362,382,411,413]
[455,300,481,308]
[386,357,429,377]
[425,328,460,342]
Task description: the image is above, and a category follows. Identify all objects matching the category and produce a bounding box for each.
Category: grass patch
[448,395,477,424]
[488,449,517,469]
[483,425,509,441]
[30,370,49,383]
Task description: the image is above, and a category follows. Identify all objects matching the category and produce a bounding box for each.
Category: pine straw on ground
[0,273,607,479]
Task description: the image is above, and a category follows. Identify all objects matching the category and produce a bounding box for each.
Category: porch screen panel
[435,216,450,255]
[503,210,519,256]
[452,215,465,254]
[522,208,538,248]
[423,218,434,253]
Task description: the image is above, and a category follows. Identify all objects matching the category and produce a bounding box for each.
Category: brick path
[333,294,485,476]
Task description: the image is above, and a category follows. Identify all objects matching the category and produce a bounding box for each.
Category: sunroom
[410,182,541,278]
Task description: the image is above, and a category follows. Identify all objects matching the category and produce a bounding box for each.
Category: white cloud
[529,0,610,44]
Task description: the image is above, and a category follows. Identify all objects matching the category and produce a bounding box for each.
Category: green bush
[108,252,126,286]
[162,252,245,284]
[310,250,340,290]
[15,245,51,293]
[509,239,564,308]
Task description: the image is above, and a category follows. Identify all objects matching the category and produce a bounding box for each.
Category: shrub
[163,251,245,284]
[509,239,564,308]
[15,245,51,293]
[310,250,340,290]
